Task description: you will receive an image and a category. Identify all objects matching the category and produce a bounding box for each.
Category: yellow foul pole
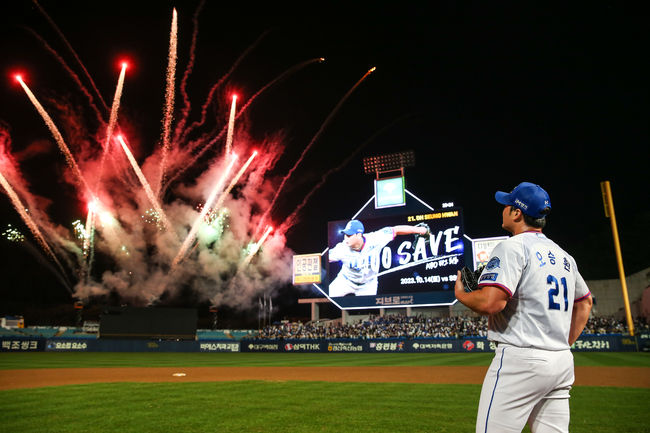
[600,181,634,336]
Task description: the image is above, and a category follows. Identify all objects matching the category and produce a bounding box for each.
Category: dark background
[0,1,647,327]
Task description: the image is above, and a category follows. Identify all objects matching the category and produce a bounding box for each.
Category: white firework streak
[225,95,237,155]
[171,153,239,267]
[97,62,127,186]
[117,135,172,232]
[17,77,93,196]
[159,8,178,191]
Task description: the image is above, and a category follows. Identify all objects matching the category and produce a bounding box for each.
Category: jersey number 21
[547,275,568,311]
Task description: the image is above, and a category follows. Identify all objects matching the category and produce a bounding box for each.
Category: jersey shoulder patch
[486,257,501,270]
[479,272,498,282]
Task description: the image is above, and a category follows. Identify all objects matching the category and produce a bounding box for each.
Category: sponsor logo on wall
[284,343,320,352]
[46,340,88,351]
[327,342,363,352]
[1,340,40,351]
[200,342,239,352]
[369,341,405,351]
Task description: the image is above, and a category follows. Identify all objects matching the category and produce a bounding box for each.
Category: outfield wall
[1,334,648,352]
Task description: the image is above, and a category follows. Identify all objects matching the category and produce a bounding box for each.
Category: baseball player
[328,219,429,297]
[454,182,593,433]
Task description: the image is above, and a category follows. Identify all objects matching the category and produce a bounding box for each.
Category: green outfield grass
[1,352,648,432]
[1,351,649,369]
[0,381,648,433]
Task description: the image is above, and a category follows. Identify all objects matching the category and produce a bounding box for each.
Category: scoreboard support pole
[298,298,330,321]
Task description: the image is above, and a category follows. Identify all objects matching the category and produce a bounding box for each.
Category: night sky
[1,1,647,324]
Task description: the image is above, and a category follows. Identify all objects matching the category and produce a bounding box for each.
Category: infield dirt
[1,366,648,390]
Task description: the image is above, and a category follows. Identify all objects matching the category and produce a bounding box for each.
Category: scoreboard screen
[324,208,465,309]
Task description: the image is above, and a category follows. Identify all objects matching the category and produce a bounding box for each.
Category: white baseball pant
[476,343,574,433]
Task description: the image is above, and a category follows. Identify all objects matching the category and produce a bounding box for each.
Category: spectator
[248,314,644,340]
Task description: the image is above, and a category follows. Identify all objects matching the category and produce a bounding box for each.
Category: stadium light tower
[209,305,218,330]
[362,150,415,179]
[363,150,415,209]
[74,300,84,327]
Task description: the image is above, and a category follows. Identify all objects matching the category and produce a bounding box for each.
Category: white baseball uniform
[475,231,591,433]
[328,227,395,297]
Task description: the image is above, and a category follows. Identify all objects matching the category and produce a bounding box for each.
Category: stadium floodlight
[363,150,415,176]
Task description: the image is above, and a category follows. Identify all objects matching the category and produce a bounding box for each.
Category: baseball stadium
[1,2,649,432]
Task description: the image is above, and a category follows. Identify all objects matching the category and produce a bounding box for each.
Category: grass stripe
[0,381,647,433]
[1,352,649,369]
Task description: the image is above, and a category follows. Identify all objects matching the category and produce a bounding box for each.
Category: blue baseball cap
[341,220,364,235]
[495,182,551,218]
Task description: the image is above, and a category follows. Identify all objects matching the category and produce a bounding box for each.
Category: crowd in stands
[253,314,650,340]
[255,315,488,340]
[582,315,648,335]
[3,315,649,341]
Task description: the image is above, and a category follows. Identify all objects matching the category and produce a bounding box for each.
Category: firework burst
[1,6,296,309]
[1,3,374,310]
[3,224,25,243]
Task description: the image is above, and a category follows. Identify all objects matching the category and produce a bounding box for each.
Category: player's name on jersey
[406,210,458,222]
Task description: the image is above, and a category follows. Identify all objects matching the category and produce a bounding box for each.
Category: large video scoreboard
[323,208,465,309]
